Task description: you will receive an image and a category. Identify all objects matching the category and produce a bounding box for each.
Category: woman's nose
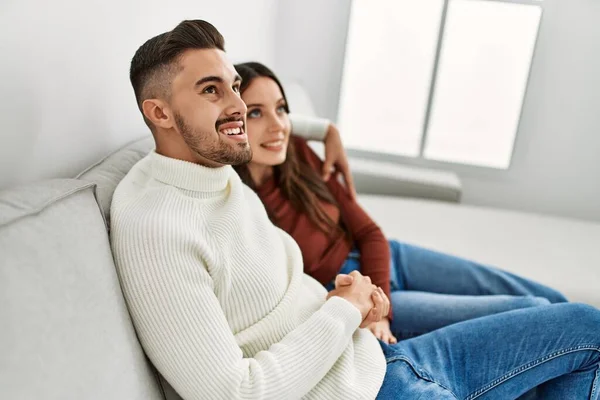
[268,115,286,132]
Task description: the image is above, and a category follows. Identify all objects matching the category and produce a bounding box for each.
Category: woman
[233,61,567,344]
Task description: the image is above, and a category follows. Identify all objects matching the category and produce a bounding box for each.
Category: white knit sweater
[110,151,386,400]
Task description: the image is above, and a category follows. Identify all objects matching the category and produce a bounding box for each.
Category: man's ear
[142,98,175,130]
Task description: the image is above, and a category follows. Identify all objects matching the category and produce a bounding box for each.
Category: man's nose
[224,89,247,116]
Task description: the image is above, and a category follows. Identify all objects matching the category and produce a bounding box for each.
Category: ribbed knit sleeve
[112,203,364,400]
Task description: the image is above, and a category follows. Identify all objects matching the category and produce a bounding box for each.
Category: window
[338,0,445,157]
[338,0,542,169]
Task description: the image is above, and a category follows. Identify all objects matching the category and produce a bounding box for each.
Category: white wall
[3,0,598,222]
[273,0,352,120]
[275,0,600,222]
[0,0,278,188]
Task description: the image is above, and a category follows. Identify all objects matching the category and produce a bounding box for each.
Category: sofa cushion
[0,179,164,400]
[77,136,154,227]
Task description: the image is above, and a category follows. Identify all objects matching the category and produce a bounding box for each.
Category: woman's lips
[261,139,284,151]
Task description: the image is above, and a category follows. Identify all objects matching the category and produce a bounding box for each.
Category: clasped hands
[326,271,390,328]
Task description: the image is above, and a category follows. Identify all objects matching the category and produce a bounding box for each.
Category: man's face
[169,49,251,167]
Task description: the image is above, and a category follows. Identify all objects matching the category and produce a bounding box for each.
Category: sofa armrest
[349,157,462,203]
[308,142,462,202]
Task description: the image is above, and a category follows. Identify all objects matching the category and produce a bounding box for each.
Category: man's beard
[175,113,252,166]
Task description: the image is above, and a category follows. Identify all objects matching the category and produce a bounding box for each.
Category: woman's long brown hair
[234,62,343,237]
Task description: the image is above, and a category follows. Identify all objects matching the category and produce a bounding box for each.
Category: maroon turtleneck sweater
[255,136,392,304]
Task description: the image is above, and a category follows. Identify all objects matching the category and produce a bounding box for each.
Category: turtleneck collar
[150,151,232,193]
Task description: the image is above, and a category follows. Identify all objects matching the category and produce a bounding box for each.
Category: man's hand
[327,271,389,328]
[368,318,397,345]
[322,123,356,199]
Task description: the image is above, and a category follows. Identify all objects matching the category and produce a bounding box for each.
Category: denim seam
[591,365,599,399]
[386,355,459,399]
[466,344,600,400]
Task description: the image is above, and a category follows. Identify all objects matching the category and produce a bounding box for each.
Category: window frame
[338,0,544,171]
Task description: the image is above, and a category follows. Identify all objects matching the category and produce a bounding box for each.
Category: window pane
[338,0,445,157]
[424,0,542,169]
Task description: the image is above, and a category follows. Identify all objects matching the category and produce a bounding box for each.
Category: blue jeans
[377,303,600,399]
[328,240,568,339]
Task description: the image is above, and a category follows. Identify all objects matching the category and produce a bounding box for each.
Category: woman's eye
[233,85,241,93]
[247,109,261,118]
[203,86,217,94]
[277,105,287,114]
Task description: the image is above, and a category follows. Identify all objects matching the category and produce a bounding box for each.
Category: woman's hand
[322,123,356,199]
[368,318,397,345]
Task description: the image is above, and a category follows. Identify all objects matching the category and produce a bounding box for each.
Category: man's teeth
[222,128,241,135]
[263,140,283,147]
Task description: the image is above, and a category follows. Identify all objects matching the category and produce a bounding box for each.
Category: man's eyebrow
[194,74,242,87]
[194,76,223,87]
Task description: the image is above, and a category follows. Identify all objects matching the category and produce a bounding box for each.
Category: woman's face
[241,77,291,167]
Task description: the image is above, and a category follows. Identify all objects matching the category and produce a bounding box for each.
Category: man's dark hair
[129,20,225,129]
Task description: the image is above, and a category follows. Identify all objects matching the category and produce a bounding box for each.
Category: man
[112,19,600,400]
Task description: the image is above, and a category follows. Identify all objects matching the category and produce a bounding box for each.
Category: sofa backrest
[76,135,185,399]
[0,179,164,400]
[77,136,155,227]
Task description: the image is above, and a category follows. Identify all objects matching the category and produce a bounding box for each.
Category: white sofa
[1,135,599,399]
